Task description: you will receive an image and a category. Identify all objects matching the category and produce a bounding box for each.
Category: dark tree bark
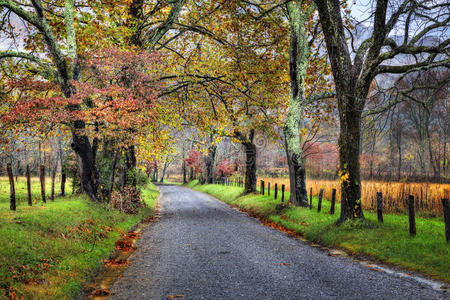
[182,160,187,184]
[60,169,66,196]
[51,164,56,201]
[243,141,257,193]
[189,167,194,180]
[160,159,170,183]
[337,99,364,221]
[71,124,100,202]
[152,161,158,182]
[239,130,257,194]
[284,139,308,206]
[7,163,15,211]
[26,164,32,206]
[40,165,46,203]
[205,142,216,184]
[124,145,137,187]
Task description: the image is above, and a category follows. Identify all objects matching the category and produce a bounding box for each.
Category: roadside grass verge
[188,180,449,283]
[0,182,159,299]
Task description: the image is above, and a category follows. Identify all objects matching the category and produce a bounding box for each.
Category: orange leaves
[365,264,383,273]
[7,287,23,300]
[115,231,140,253]
[103,258,130,267]
[89,289,111,297]
[168,294,185,298]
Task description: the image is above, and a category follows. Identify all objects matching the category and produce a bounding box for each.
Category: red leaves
[185,150,204,175]
[215,159,236,177]
[2,48,164,146]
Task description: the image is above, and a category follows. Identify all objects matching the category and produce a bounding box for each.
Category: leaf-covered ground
[188,180,450,283]
[0,180,158,299]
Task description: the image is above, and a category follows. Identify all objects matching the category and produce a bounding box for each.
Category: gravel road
[109,185,448,300]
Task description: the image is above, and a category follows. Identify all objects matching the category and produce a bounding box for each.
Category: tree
[163,0,290,193]
[0,0,187,201]
[314,0,449,222]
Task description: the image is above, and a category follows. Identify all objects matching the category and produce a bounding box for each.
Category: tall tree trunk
[7,163,15,211]
[205,143,216,184]
[40,165,46,203]
[124,145,137,187]
[26,164,32,205]
[71,125,100,202]
[51,164,56,201]
[397,142,402,181]
[60,169,66,196]
[282,2,311,207]
[159,159,169,183]
[152,161,158,182]
[337,97,364,223]
[236,129,257,194]
[189,167,194,180]
[242,135,257,194]
[182,160,187,184]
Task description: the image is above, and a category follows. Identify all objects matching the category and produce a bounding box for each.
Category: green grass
[0,180,159,299]
[0,176,72,205]
[189,180,450,283]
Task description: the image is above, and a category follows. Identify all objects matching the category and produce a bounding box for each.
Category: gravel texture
[109,185,448,300]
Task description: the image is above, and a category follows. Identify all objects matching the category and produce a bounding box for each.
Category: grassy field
[0,179,159,299]
[187,180,450,283]
[256,177,450,214]
[0,176,71,205]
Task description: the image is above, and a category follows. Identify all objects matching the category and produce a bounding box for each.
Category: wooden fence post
[442,199,449,243]
[318,189,323,212]
[26,164,32,206]
[261,180,265,195]
[274,183,278,200]
[309,187,312,209]
[40,165,46,203]
[268,182,270,196]
[281,184,285,203]
[377,192,383,223]
[7,163,15,211]
[330,188,336,214]
[408,195,416,236]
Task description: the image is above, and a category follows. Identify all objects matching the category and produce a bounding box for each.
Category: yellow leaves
[300,127,307,137]
[339,168,350,186]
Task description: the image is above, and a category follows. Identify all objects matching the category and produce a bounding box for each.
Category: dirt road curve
[109,185,447,300]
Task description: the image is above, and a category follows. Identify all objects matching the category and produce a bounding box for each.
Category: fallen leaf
[90,289,111,297]
[168,294,185,298]
[280,263,290,266]
[369,268,382,272]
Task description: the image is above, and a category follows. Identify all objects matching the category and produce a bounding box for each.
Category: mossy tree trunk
[283,1,313,207]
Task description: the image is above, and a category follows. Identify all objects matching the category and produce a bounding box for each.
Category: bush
[110,185,146,214]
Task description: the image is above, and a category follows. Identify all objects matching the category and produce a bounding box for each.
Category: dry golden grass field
[257,177,450,213]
